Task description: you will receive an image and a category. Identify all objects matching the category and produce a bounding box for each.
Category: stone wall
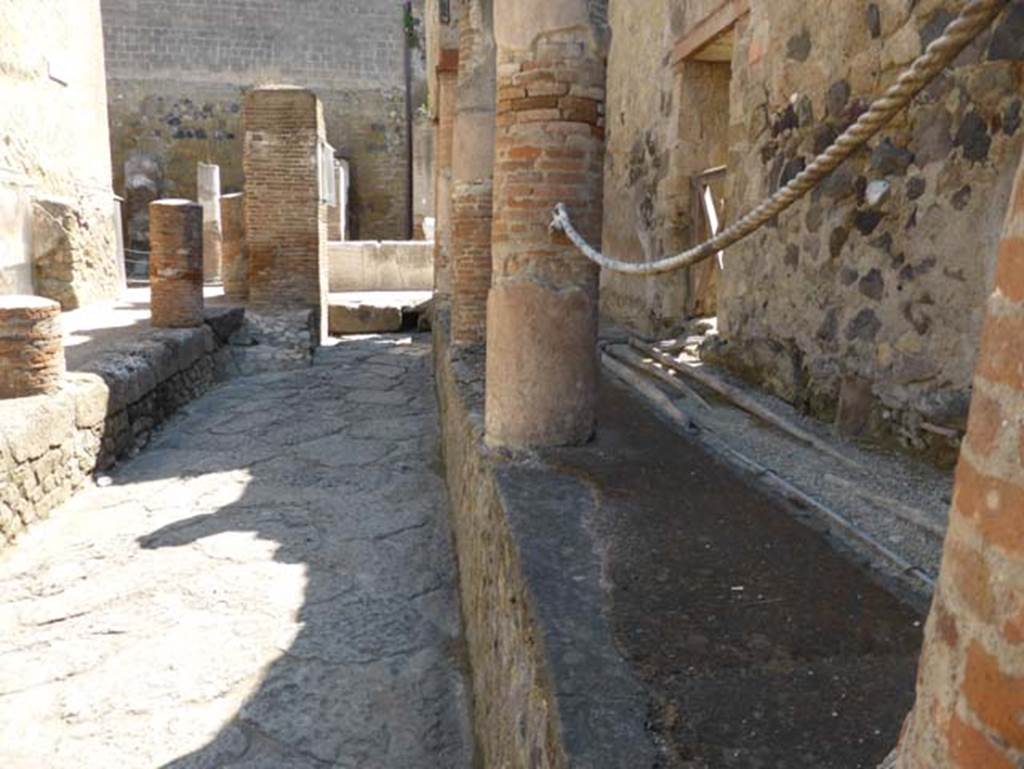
[892,134,1024,769]
[0,0,121,307]
[328,241,434,293]
[101,0,413,247]
[0,308,243,547]
[601,0,1024,464]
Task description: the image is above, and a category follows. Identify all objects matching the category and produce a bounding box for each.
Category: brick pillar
[220,192,247,302]
[243,86,327,338]
[197,163,223,283]
[450,0,496,346]
[893,151,1024,769]
[434,50,459,300]
[149,199,204,328]
[0,296,64,398]
[484,1,608,448]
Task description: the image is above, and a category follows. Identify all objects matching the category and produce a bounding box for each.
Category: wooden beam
[672,0,750,67]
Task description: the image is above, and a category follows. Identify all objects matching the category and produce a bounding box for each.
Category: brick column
[243,86,327,337]
[433,50,459,300]
[484,1,608,448]
[220,192,247,302]
[197,163,223,283]
[0,296,64,398]
[149,199,204,328]
[893,152,1024,769]
[450,0,496,346]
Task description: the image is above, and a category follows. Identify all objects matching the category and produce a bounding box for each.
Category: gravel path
[0,335,473,768]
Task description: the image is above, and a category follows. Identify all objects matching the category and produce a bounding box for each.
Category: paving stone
[0,334,472,769]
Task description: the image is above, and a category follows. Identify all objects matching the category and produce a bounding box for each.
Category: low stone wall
[328,240,434,292]
[0,307,243,546]
[433,308,658,768]
[229,308,319,376]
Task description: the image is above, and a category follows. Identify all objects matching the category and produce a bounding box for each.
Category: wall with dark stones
[602,0,1024,464]
[101,0,414,255]
[600,0,734,336]
[0,0,122,307]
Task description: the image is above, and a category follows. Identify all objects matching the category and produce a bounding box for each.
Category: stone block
[328,303,403,335]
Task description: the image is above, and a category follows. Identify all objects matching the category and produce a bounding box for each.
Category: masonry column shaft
[894,151,1024,769]
[220,192,247,302]
[485,0,608,448]
[243,86,328,340]
[197,163,223,283]
[0,296,64,398]
[149,199,204,328]
[450,0,496,346]
[433,50,459,300]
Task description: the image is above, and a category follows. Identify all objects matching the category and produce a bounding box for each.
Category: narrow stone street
[0,336,474,769]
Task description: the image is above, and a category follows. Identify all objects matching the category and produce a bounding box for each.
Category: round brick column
[0,295,65,398]
[893,153,1024,769]
[221,192,248,302]
[484,1,607,448]
[149,199,204,328]
[450,0,496,346]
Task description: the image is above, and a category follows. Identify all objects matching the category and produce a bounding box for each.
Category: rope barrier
[552,0,1009,275]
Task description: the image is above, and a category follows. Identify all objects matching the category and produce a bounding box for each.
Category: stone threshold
[432,307,661,768]
[0,306,244,547]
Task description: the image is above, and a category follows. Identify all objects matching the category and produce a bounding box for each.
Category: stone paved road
[0,335,474,768]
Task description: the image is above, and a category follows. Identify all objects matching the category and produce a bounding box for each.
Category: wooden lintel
[672,0,750,67]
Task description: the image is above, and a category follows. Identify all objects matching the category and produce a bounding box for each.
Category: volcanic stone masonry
[484,0,609,448]
[0,296,65,399]
[149,199,204,329]
[893,146,1024,769]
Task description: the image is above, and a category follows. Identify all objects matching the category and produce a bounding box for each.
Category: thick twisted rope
[552,0,1009,275]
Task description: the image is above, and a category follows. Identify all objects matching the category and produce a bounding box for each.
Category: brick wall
[101,0,412,244]
[893,148,1024,769]
[450,0,496,345]
[243,88,326,314]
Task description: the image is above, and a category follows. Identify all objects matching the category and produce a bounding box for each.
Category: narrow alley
[2,1,1023,767]
[0,336,473,768]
